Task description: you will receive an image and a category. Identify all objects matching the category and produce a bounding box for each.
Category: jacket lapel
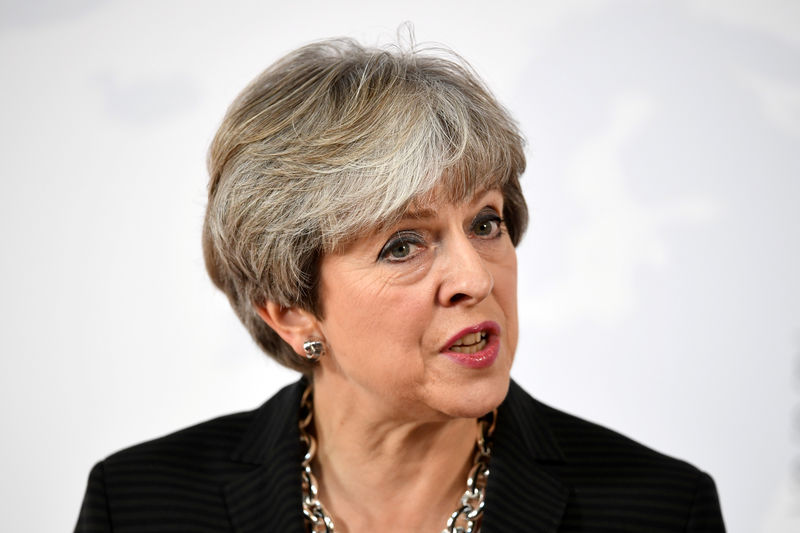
[481,380,570,532]
[223,380,307,533]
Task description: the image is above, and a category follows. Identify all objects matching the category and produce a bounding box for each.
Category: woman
[76,38,725,532]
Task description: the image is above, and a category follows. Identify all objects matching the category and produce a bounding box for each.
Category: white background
[1,1,798,531]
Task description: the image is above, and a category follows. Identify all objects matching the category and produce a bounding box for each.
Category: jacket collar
[224,379,307,533]
[481,379,570,532]
[222,378,569,532]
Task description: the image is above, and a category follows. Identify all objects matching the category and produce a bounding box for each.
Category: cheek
[323,273,434,366]
[495,250,519,357]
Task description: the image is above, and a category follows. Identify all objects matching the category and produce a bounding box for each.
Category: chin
[441,372,511,419]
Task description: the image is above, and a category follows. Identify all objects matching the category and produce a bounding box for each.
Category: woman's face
[313,188,518,420]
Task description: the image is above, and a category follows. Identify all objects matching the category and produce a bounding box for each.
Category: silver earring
[303,340,325,361]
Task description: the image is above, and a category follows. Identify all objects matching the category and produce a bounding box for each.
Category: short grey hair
[203,37,528,373]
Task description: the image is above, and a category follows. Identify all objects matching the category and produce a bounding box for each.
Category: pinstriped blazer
[75,379,725,532]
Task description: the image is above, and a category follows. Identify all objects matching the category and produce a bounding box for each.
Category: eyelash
[377,210,505,263]
[472,212,504,239]
[378,231,425,262]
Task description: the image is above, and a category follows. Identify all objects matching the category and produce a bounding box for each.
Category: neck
[309,372,478,532]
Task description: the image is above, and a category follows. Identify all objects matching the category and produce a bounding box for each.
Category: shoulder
[86,403,262,527]
[100,379,303,471]
[76,381,304,531]
[506,379,703,475]
[101,409,253,475]
[495,381,725,531]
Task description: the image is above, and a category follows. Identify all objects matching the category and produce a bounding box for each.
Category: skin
[258,188,518,532]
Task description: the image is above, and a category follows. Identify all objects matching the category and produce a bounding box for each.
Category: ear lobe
[255,301,319,356]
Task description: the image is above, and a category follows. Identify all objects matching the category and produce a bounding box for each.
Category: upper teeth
[453,331,486,346]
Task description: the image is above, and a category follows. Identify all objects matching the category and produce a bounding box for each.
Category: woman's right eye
[378,233,422,262]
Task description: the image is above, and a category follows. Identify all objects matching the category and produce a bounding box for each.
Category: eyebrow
[400,207,439,221]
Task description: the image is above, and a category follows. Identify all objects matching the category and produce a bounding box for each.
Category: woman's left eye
[472,212,503,238]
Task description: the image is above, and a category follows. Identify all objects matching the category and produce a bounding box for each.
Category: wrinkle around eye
[377,230,427,263]
[378,249,434,285]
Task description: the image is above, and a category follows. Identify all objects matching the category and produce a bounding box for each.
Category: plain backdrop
[1,1,798,531]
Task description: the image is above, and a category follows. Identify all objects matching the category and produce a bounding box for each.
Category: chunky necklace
[298,383,497,533]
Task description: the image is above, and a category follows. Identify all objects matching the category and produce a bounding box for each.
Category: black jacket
[75,379,725,532]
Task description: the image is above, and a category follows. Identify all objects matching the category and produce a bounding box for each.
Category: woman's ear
[254,301,320,356]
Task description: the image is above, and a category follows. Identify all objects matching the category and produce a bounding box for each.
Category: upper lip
[441,321,501,351]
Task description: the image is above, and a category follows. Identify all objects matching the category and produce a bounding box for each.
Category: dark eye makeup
[378,231,424,262]
[377,206,505,263]
[471,209,504,238]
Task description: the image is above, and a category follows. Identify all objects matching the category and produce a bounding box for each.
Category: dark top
[75,379,725,532]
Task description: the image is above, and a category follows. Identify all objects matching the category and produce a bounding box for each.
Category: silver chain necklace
[298,383,497,533]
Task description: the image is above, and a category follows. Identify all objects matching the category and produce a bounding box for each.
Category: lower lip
[441,335,500,369]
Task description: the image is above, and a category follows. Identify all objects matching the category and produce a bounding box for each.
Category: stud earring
[303,340,325,361]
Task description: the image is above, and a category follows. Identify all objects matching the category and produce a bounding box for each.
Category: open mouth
[448,331,489,354]
[441,321,500,369]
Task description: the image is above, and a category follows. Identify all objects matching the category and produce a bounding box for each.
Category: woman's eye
[378,233,422,262]
[389,241,414,258]
[472,213,503,238]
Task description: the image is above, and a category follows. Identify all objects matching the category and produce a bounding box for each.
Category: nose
[437,233,494,307]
